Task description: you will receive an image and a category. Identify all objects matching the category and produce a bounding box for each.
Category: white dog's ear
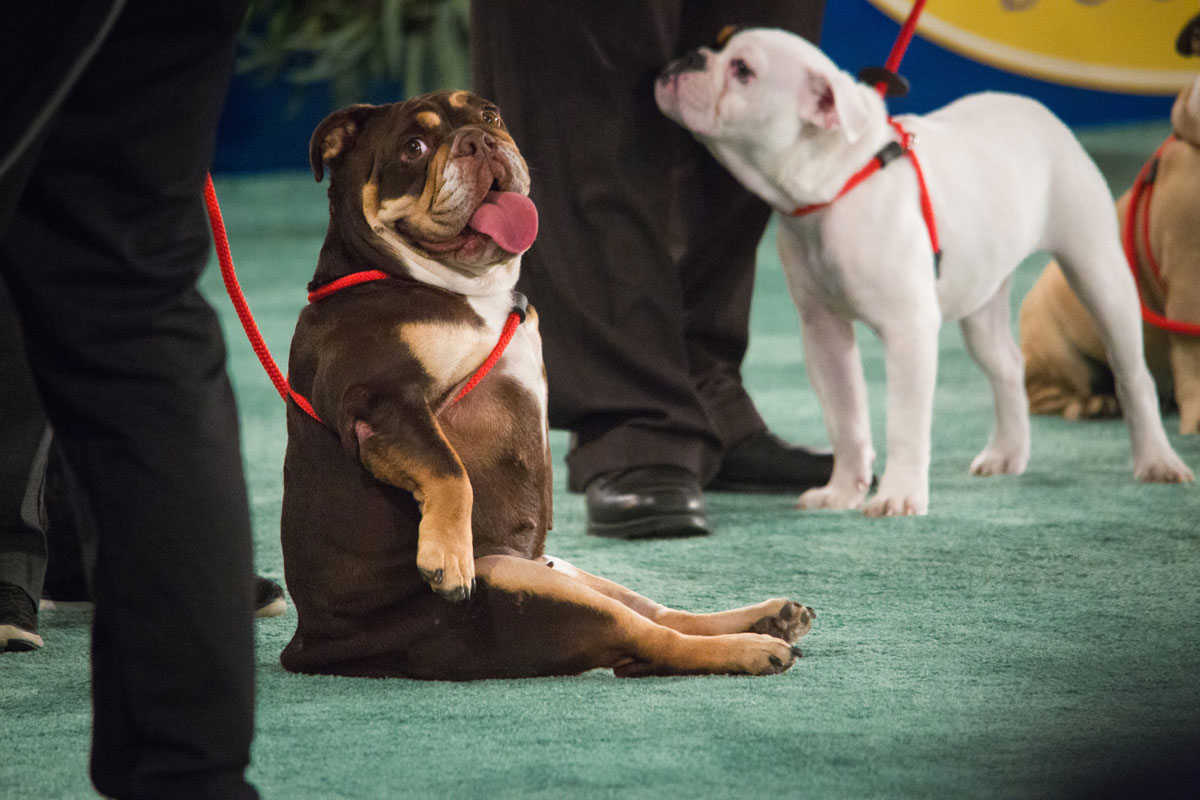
[803,67,872,143]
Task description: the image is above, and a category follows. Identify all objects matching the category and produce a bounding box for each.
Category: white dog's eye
[402,137,428,160]
[730,58,755,83]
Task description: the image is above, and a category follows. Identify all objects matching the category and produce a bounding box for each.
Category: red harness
[203,176,526,427]
[1123,135,1200,337]
[790,118,942,274]
[292,273,528,425]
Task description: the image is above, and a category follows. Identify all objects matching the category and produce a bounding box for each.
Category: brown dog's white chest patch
[399,320,494,389]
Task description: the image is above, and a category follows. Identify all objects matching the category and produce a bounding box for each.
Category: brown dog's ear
[803,67,872,144]
[309,104,375,182]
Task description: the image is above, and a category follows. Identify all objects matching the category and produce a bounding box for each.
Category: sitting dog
[654,29,1193,517]
[279,90,811,679]
[1020,75,1200,434]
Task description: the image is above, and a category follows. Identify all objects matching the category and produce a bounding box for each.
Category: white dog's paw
[862,480,928,517]
[969,446,1029,477]
[796,484,866,511]
[863,494,928,517]
[1134,453,1195,484]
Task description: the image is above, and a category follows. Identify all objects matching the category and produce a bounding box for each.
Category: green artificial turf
[3,121,1198,799]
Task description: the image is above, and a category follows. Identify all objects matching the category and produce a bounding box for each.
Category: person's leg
[0,280,50,652]
[473,0,724,494]
[676,1,835,492]
[0,1,257,796]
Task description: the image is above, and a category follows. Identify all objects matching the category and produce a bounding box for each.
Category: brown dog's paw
[416,539,476,602]
[614,634,801,677]
[749,599,815,644]
[728,633,802,675]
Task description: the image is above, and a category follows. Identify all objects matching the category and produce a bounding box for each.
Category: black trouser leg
[675,3,825,451]
[473,0,720,490]
[0,279,50,605]
[0,2,256,797]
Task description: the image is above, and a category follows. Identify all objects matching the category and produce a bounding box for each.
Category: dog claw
[791,645,803,659]
[437,583,472,603]
[769,655,783,667]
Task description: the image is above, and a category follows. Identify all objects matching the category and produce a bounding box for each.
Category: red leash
[203,175,320,419]
[1122,136,1200,338]
[878,0,926,95]
[203,174,526,425]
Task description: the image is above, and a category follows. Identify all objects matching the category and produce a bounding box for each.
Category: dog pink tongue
[468,191,538,254]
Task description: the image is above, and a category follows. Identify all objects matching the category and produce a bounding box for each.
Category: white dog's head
[654,28,884,206]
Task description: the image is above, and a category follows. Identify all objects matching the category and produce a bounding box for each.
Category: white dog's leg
[959,281,1031,476]
[794,302,874,510]
[1051,238,1194,483]
[865,317,940,517]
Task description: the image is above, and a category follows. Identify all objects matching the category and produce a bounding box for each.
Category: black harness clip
[511,291,529,323]
[857,66,910,98]
[875,140,906,169]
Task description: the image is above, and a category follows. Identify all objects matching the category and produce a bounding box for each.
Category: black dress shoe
[586,466,711,539]
[707,429,835,494]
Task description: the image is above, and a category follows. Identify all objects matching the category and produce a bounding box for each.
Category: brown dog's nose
[452,128,496,158]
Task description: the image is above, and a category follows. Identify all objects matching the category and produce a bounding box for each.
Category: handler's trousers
[472,0,827,490]
[0,2,257,797]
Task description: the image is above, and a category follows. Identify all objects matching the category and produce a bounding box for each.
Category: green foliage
[237,0,471,107]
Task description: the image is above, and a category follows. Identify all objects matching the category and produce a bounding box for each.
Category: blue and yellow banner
[866,0,1195,94]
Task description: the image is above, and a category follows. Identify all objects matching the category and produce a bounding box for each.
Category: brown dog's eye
[730,58,755,83]
[402,137,428,160]
[482,110,502,127]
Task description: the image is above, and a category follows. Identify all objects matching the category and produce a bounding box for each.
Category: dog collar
[293,271,529,423]
[791,118,942,275]
[1123,135,1200,337]
[307,269,390,302]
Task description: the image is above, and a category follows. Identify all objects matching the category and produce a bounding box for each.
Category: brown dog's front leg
[344,378,476,601]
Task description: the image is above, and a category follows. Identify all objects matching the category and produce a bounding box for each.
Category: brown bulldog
[279,91,812,679]
[1020,76,1200,434]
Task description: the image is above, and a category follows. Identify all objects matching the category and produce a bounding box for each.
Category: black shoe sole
[588,513,711,540]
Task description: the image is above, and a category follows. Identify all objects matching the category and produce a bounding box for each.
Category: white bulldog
[655,28,1193,516]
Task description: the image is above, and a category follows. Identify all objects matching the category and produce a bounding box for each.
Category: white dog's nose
[660,47,707,81]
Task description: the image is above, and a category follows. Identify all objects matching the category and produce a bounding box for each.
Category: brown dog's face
[310,91,536,274]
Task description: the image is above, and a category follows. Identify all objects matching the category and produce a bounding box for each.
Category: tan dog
[1021,76,1200,434]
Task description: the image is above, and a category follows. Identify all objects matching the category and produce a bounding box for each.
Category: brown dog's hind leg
[425,555,802,679]
[541,556,814,643]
